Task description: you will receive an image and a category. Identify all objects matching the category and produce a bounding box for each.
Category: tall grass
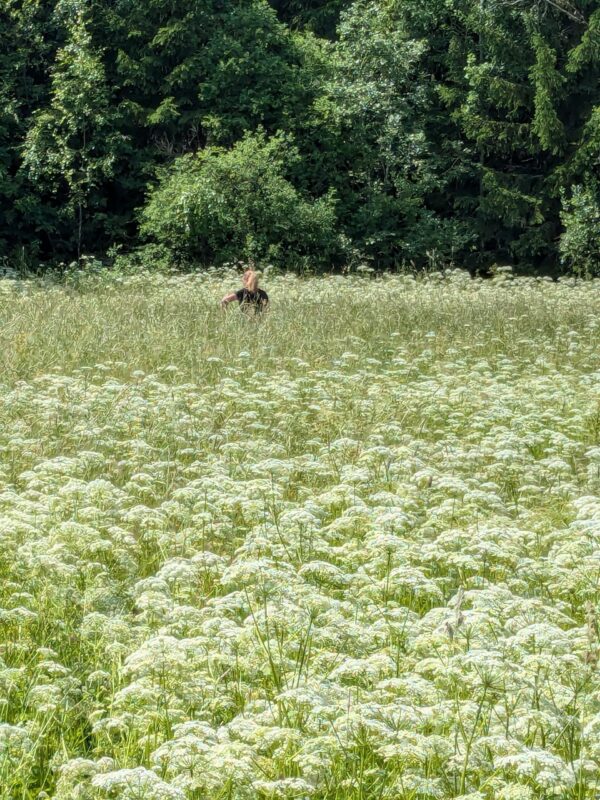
[0,270,598,381]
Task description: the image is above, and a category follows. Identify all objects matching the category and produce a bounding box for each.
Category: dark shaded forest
[1,0,599,273]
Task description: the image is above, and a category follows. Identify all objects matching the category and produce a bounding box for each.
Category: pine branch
[543,0,586,24]
[501,0,587,24]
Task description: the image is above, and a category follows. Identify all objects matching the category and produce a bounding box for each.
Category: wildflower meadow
[3,269,600,800]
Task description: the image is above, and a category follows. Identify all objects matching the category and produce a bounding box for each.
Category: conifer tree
[0,0,60,261]
[390,0,600,269]
[22,0,124,258]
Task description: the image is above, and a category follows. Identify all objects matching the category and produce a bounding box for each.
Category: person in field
[221,268,269,313]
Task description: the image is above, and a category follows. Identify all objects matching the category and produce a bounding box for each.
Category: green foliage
[302,0,474,267]
[393,0,600,271]
[268,0,351,37]
[0,0,599,272]
[559,101,600,275]
[530,34,565,155]
[560,184,600,276]
[141,131,340,268]
[22,2,126,258]
[0,0,62,259]
[100,0,316,148]
[3,0,321,262]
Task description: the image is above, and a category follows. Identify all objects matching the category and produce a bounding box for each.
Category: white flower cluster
[2,272,600,799]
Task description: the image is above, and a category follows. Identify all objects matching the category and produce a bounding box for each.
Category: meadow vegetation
[3,271,600,798]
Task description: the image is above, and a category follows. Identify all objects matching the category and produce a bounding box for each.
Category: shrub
[560,184,600,277]
[140,131,340,269]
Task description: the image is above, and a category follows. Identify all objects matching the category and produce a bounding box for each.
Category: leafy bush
[141,131,340,269]
[560,184,600,277]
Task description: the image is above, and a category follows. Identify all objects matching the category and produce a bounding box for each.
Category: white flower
[92,767,185,799]
[252,778,316,798]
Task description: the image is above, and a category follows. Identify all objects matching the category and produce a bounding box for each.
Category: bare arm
[221,292,237,308]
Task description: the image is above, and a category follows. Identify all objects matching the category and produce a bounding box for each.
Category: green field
[3,271,600,800]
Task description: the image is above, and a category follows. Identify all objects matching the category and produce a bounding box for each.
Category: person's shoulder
[259,289,269,300]
[235,288,244,300]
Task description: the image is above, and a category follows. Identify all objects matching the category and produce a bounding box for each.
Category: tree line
[1,0,599,273]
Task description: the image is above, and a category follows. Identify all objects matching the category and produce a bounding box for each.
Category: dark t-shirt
[235,288,269,311]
